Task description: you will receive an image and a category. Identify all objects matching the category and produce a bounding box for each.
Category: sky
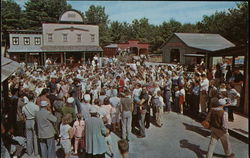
[15,0,239,25]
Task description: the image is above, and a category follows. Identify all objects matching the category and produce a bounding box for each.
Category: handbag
[201,120,210,129]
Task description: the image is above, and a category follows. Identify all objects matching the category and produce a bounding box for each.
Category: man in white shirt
[109,92,121,132]
[200,74,209,113]
[22,92,39,156]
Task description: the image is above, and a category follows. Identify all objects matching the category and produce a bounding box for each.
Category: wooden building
[160,33,235,66]
[208,46,248,115]
[103,40,149,57]
[7,9,103,65]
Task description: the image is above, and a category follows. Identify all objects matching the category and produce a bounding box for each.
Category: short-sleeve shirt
[60,124,71,139]
[120,97,133,112]
[140,92,149,110]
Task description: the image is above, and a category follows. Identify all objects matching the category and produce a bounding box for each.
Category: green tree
[85,5,111,46]
[180,23,199,33]
[131,18,153,43]
[159,18,182,41]
[1,0,22,31]
[1,0,23,46]
[109,21,124,43]
[23,0,71,29]
[197,2,248,45]
[109,21,133,43]
[85,5,109,25]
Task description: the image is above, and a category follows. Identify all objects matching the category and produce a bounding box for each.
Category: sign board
[30,53,39,55]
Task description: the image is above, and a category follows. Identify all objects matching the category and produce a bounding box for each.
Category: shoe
[137,135,145,138]
[111,153,114,158]
[72,151,77,155]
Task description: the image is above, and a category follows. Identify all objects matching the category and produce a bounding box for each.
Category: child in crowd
[179,84,185,114]
[60,114,74,158]
[174,86,180,113]
[73,113,85,155]
[155,90,165,127]
[105,125,114,158]
[118,139,129,158]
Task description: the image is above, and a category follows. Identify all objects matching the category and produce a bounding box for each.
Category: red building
[103,40,149,57]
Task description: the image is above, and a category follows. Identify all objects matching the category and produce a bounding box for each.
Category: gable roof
[1,57,20,82]
[174,33,235,51]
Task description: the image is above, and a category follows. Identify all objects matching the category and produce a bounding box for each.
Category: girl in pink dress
[72,113,85,154]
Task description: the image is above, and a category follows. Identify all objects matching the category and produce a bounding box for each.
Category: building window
[24,37,30,45]
[77,34,81,42]
[35,37,41,45]
[48,33,53,42]
[90,34,95,42]
[63,34,68,42]
[12,37,19,45]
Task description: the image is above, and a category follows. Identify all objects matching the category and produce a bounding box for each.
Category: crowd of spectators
[1,55,244,158]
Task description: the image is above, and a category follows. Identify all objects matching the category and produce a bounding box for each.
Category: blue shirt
[192,85,200,96]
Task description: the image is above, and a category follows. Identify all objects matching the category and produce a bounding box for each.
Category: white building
[7,9,103,65]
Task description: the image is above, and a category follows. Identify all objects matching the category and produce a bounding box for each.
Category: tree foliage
[1,1,248,50]
[1,0,22,31]
[85,5,110,46]
[197,2,248,45]
[23,0,71,29]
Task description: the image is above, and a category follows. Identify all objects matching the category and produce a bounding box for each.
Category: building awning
[41,45,103,52]
[184,54,205,57]
[8,46,43,53]
[1,57,20,82]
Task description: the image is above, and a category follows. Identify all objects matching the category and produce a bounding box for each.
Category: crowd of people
[1,55,243,158]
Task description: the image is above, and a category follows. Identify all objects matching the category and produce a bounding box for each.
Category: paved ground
[21,112,248,158]
[228,113,248,139]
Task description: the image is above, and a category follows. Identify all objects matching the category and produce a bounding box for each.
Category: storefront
[208,46,248,115]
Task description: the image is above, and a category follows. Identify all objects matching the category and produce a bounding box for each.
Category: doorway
[170,49,180,63]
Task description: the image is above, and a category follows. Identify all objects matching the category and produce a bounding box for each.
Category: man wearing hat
[62,97,76,120]
[205,98,235,158]
[85,106,109,158]
[80,94,92,120]
[22,92,39,156]
[35,101,57,158]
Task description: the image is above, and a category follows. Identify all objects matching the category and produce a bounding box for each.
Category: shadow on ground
[233,128,248,135]
[183,123,211,137]
[180,139,225,158]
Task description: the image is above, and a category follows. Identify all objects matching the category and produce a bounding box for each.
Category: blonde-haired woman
[60,114,74,158]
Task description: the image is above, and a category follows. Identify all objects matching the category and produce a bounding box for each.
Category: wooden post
[64,52,66,64]
[243,50,248,115]
[44,53,47,66]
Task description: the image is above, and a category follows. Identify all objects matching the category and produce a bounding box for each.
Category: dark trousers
[192,94,200,117]
[145,111,150,128]
[224,106,235,121]
[86,153,105,158]
[15,121,25,137]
